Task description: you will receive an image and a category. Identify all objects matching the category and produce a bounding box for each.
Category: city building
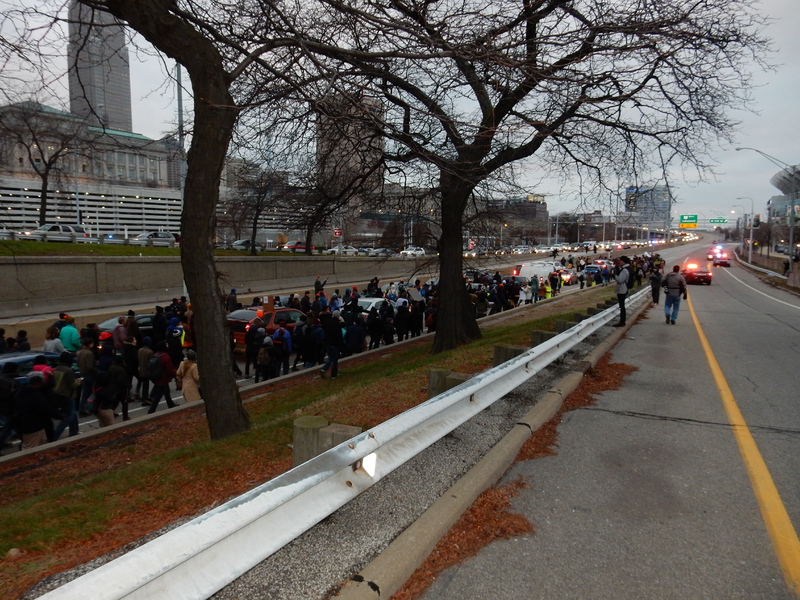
[624,185,672,227]
[67,0,133,132]
[768,164,800,223]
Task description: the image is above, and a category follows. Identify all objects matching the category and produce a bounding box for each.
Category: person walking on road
[663,265,688,324]
[612,256,631,327]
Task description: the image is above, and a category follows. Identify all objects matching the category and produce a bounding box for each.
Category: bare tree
[0,101,97,226]
[281,0,768,352]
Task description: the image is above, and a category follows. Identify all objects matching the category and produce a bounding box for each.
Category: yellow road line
[688,295,800,597]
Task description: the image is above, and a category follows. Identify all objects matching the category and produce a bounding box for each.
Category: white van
[512,261,560,280]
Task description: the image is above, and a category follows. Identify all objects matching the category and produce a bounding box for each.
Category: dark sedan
[681,263,713,285]
[97,313,156,343]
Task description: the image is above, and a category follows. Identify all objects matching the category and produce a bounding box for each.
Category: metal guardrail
[39,287,650,600]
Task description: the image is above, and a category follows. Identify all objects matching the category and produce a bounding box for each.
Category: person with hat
[59,316,81,352]
[612,256,632,327]
[176,349,202,403]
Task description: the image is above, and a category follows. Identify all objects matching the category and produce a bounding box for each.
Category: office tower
[67,0,133,132]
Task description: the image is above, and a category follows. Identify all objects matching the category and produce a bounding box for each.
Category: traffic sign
[679,223,698,228]
[709,218,728,224]
[333,228,343,237]
[679,214,698,224]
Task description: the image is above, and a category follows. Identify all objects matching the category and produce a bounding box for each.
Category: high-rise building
[67,1,133,132]
[624,185,672,225]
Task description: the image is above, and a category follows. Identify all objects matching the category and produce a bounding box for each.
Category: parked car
[282,240,314,253]
[227,307,306,348]
[367,247,394,258]
[18,223,93,243]
[0,351,64,383]
[129,231,178,246]
[400,246,425,257]
[323,245,359,256]
[357,297,397,313]
[96,313,156,344]
[231,239,266,251]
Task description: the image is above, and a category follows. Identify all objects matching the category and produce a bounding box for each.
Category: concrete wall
[0,255,439,319]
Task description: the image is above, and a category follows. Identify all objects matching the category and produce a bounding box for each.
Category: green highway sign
[679,214,698,224]
[709,218,728,224]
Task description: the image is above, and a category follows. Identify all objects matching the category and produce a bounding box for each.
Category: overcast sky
[126,0,799,225]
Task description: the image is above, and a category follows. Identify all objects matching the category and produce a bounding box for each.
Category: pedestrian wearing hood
[272,321,293,376]
[225,289,238,313]
[165,318,184,368]
[244,321,265,378]
[613,256,631,327]
[176,349,202,402]
[15,371,62,449]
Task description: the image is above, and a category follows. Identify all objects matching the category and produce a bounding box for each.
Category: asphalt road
[421,241,800,599]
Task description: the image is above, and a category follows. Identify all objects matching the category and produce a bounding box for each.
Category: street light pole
[736,147,797,263]
[737,196,755,264]
[731,205,746,258]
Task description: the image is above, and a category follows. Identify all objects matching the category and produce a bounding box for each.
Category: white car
[19,223,94,243]
[400,246,425,257]
[323,245,359,256]
[129,231,178,246]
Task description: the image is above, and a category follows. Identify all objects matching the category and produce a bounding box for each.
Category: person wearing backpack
[272,322,293,376]
[92,371,118,427]
[147,341,178,414]
[254,337,274,383]
[51,352,81,439]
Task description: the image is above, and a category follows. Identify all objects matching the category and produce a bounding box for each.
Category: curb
[333,297,648,599]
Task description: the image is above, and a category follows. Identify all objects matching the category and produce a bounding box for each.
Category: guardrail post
[445,372,472,390]
[493,344,529,366]
[292,415,330,467]
[573,312,587,322]
[428,367,451,398]
[319,423,362,453]
[587,307,603,315]
[555,319,577,332]
[530,330,558,346]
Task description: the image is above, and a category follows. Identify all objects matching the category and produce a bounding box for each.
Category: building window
[150,170,157,181]
[117,166,124,178]
[129,167,136,179]
[139,155,146,166]
[140,169,146,181]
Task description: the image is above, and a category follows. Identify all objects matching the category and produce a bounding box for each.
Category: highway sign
[679,223,698,228]
[679,214,698,224]
[709,218,728,224]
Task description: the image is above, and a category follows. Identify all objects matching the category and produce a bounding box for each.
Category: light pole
[735,147,797,262]
[731,205,746,258]
[736,196,755,263]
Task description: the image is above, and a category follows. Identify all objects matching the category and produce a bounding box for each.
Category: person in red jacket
[147,341,178,414]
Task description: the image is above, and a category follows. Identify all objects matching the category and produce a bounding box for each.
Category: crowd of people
[1,256,676,453]
[0,299,202,452]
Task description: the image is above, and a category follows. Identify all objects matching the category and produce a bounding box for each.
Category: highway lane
[422,239,800,599]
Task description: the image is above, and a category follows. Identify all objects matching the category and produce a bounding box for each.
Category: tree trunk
[431,173,482,354]
[94,0,251,439]
[181,79,250,439]
[39,172,49,226]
